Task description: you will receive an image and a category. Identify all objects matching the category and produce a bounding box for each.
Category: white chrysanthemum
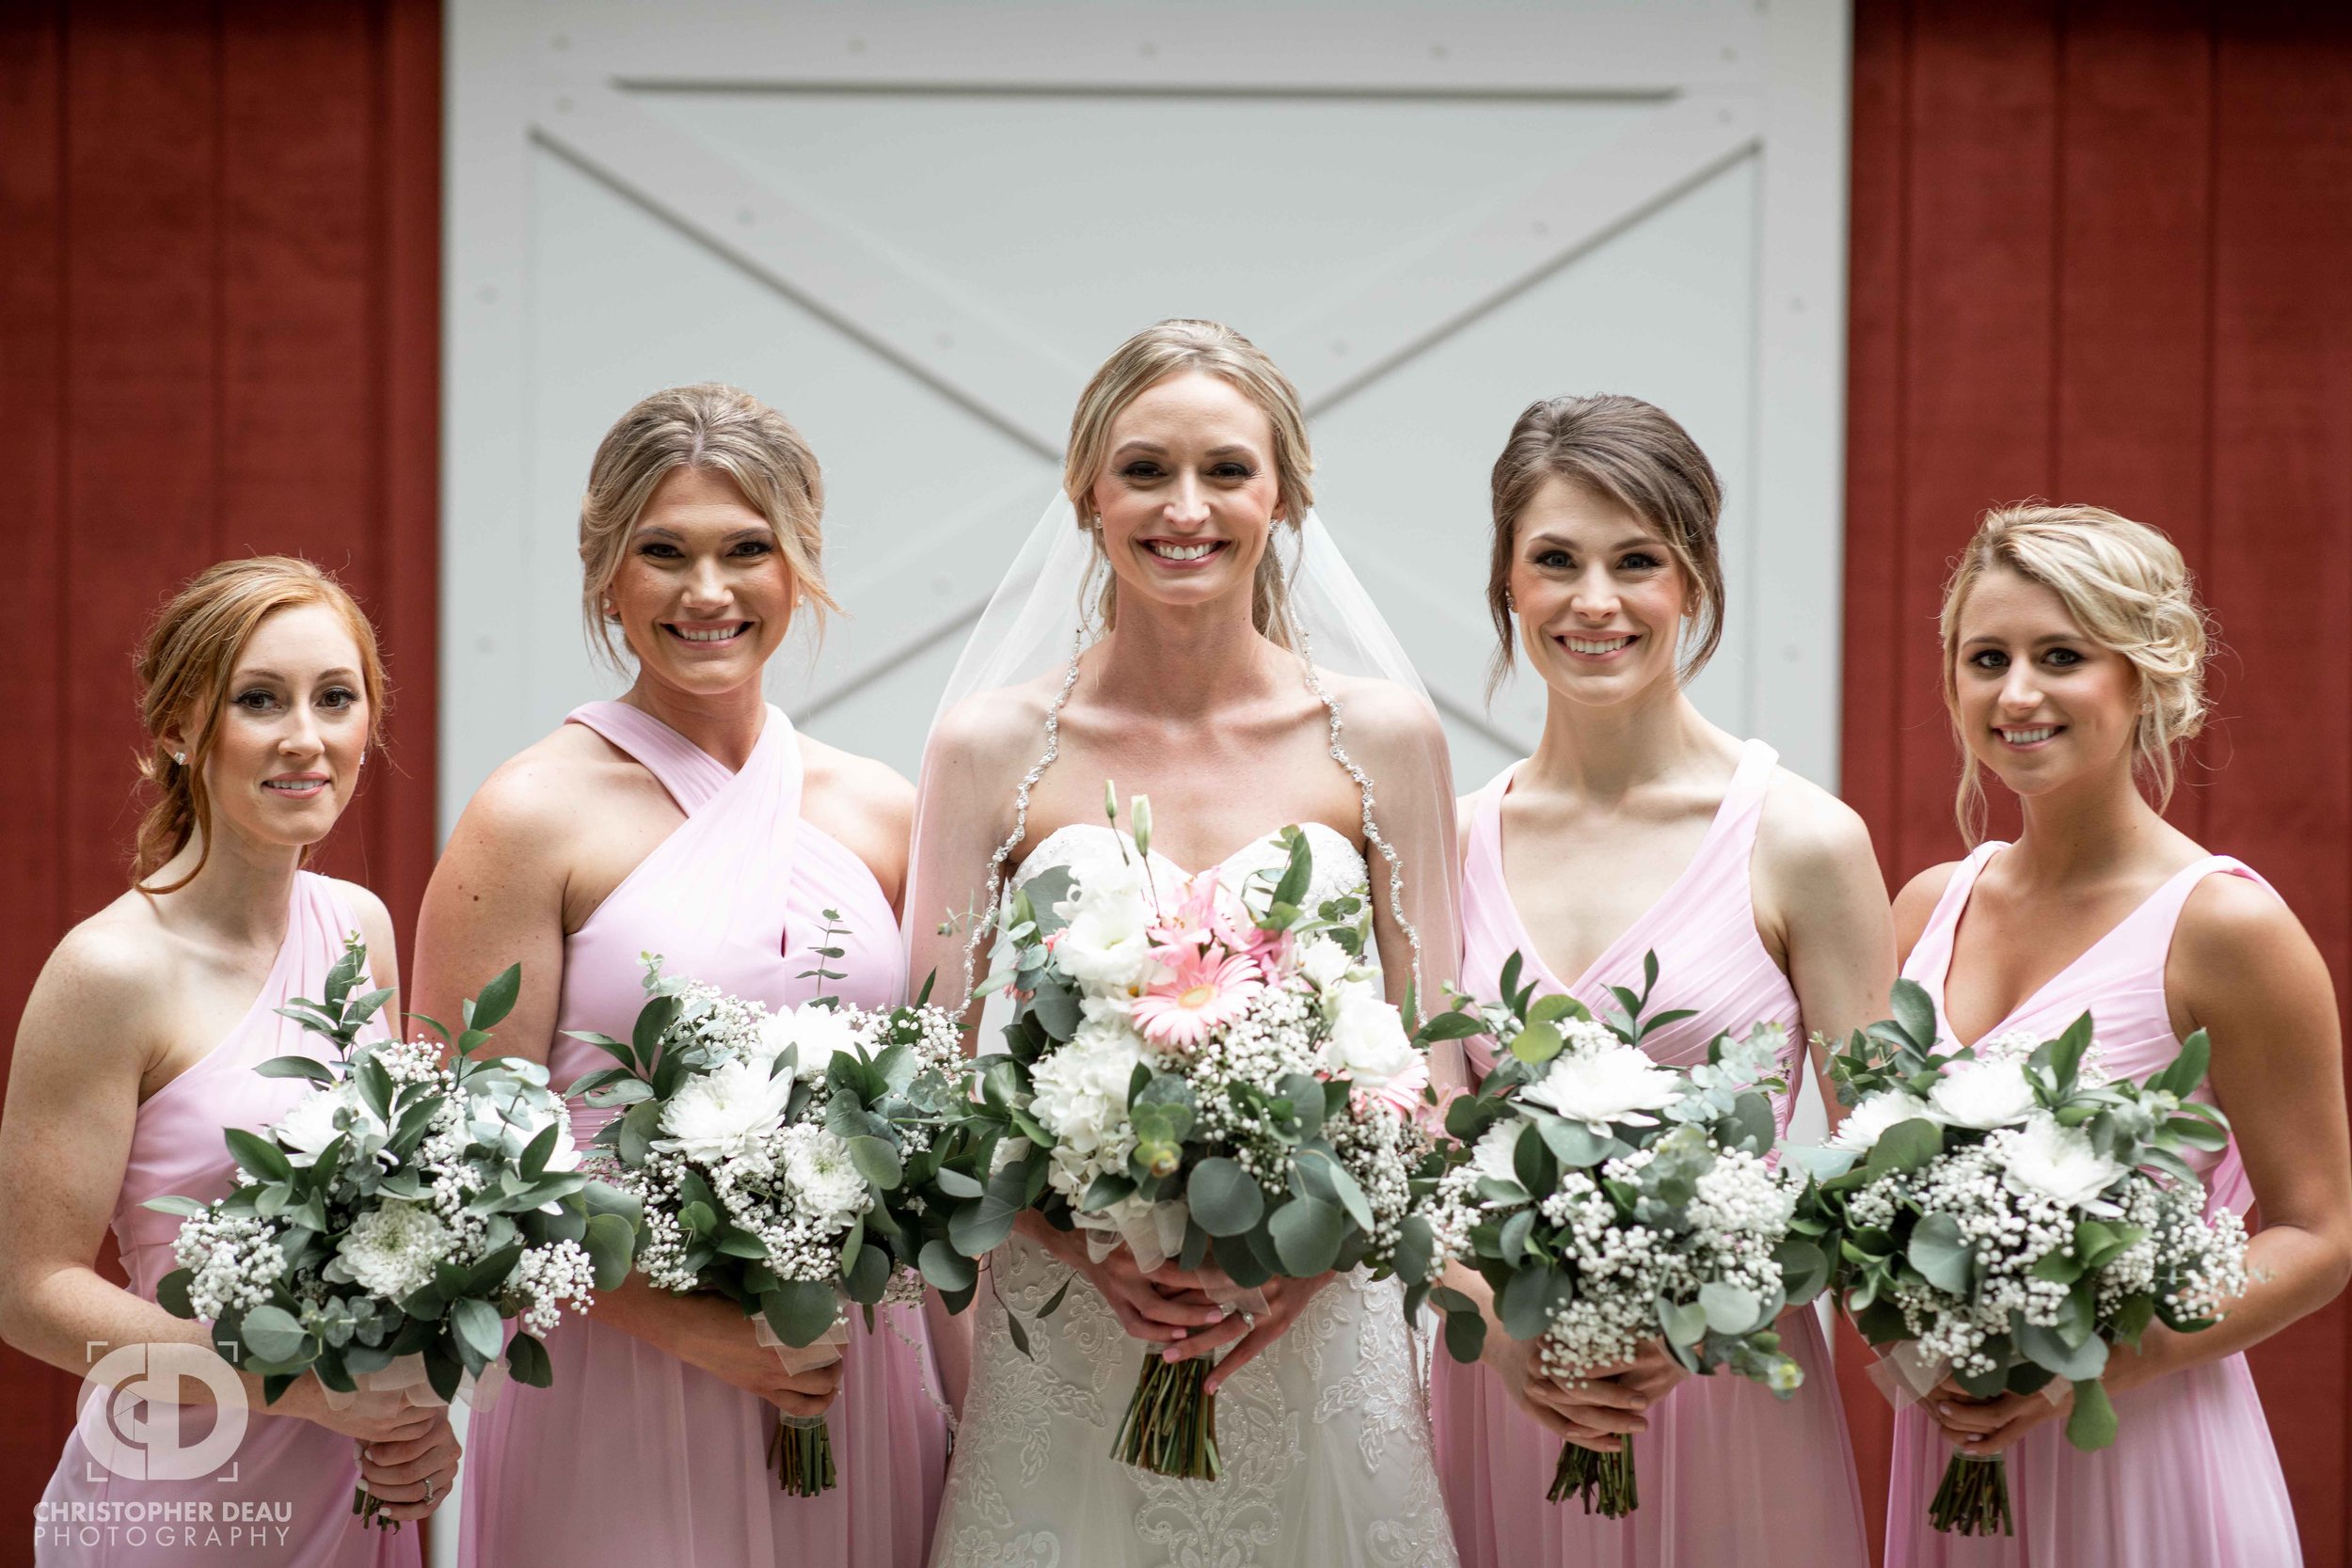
[1052,860,1158,990]
[1296,936,1356,991]
[1520,1043,1684,1132]
[1470,1122,1524,1187]
[653,1057,793,1164]
[1928,1057,2041,1131]
[335,1199,450,1302]
[1996,1113,2127,1211]
[779,1124,871,1228]
[758,1003,872,1081]
[1829,1089,1932,1152]
[276,1084,383,1166]
[1323,983,1417,1091]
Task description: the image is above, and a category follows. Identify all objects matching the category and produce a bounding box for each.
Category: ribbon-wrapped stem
[753,1314,850,1497]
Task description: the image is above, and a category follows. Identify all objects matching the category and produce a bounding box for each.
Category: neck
[1521,679,1720,800]
[620,673,769,769]
[1089,584,1280,716]
[2002,763,2172,885]
[146,821,306,949]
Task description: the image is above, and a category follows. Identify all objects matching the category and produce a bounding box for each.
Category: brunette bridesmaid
[1885,503,2350,1566]
[1428,396,1883,1568]
[419,385,950,1568]
[1,558,458,1564]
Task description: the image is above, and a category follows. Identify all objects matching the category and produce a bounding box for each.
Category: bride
[907,319,1465,1567]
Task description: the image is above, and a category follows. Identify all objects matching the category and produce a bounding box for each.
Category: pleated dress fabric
[456,702,949,1568]
[1885,842,2302,1567]
[37,872,415,1568]
[1430,740,1870,1568]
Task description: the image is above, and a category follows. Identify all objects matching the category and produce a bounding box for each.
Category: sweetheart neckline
[1012,818,1365,884]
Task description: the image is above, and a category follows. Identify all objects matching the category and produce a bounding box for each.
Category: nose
[682,553,731,610]
[278,704,324,760]
[1163,472,1210,530]
[1567,566,1620,622]
[1997,662,2042,714]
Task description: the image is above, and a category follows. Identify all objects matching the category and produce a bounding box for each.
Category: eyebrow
[233,667,361,684]
[1524,531,1661,554]
[1111,440,1263,460]
[629,522,776,541]
[1961,633,2082,648]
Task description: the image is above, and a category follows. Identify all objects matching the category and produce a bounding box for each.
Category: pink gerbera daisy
[1130,947,1263,1050]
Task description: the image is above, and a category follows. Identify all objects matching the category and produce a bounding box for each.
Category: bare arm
[1756,777,1898,1131]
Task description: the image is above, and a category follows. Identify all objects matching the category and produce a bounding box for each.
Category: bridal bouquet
[1794,981,2249,1535]
[151,940,635,1528]
[567,931,965,1495]
[937,792,1449,1480]
[1410,952,1826,1518]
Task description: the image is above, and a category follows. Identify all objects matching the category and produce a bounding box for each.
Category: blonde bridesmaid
[1885,504,2350,1565]
[1,558,458,1564]
[1429,395,1883,1568]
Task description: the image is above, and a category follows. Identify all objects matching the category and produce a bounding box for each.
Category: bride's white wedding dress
[930,821,1460,1568]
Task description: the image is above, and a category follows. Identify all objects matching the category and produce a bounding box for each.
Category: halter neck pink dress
[36,871,414,1568]
[1430,741,1871,1568]
[457,702,948,1568]
[1885,842,2301,1566]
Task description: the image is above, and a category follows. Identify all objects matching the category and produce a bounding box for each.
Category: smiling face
[1949,565,2144,801]
[181,602,372,854]
[1509,475,1691,708]
[607,466,794,698]
[1087,372,1284,617]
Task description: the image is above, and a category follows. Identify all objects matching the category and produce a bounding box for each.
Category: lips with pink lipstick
[1994,723,2064,751]
[262,772,331,800]
[664,620,752,646]
[1554,630,1641,663]
[1140,538,1229,568]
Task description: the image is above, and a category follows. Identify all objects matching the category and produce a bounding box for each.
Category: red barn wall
[0,2,439,1557]
[1840,0,2352,1560]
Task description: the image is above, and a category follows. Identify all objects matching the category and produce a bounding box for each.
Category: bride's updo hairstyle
[133,556,388,894]
[1940,502,2212,844]
[1485,393,1726,697]
[1063,318,1315,648]
[578,382,840,669]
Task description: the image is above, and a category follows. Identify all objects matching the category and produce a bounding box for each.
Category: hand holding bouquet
[1795,981,2249,1535]
[151,940,634,1528]
[567,934,965,1495]
[1411,952,1825,1518]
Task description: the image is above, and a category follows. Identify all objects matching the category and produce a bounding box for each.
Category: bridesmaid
[1885,503,2351,1565]
[420,384,951,1568]
[1429,395,1884,1567]
[1,557,459,1564]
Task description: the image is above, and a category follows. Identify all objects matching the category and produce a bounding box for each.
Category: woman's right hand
[276,1379,446,1447]
[1478,1328,1648,1451]
[650,1291,845,1418]
[1015,1211,1231,1346]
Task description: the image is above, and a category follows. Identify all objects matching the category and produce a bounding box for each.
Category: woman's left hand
[1927,1375,2073,1457]
[1152,1270,1338,1393]
[357,1410,464,1524]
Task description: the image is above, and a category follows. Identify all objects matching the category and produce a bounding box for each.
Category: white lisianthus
[333,1198,450,1302]
[1027,1021,1152,1196]
[1928,1057,2041,1132]
[779,1124,872,1228]
[1996,1113,2127,1212]
[1520,1043,1685,1133]
[759,1003,872,1082]
[1296,936,1356,991]
[1829,1088,1933,1152]
[1470,1122,1525,1187]
[653,1056,794,1164]
[1322,984,1418,1091]
[277,1084,383,1167]
[1052,861,1158,990]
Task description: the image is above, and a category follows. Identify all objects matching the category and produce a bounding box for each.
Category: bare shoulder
[447,724,631,854]
[1893,860,1965,958]
[14,903,175,1076]
[1755,768,1879,880]
[2173,866,2319,979]
[326,879,400,984]
[1325,673,1448,764]
[799,734,916,843]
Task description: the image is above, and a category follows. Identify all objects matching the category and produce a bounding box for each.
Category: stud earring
[1503,590,1516,612]
[358,751,367,768]
[172,751,186,767]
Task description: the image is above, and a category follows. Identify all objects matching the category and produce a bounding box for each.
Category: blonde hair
[579,383,838,669]
[1485,394,1726,698]
[1062,319,1314,647]
[134,557,389,893]
[1941,502,2211,844]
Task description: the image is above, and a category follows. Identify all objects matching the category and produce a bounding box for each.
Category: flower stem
[351,1484,402,1532]
[1112,1354,1221,1480]
[1549,1442,1638,1517]
[770,1414,837,1497]
[1929,1454,2011,1536]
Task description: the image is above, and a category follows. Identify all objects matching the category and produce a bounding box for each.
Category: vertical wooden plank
[2208,6,2352,1560]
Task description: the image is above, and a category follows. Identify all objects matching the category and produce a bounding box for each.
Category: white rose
[1927,1058,2041,1131]
[779,1124,872,1227]
[759,1003,871,1082]
[1997,1113,2127,1212]
[1323,984,1418,1091]
[1296,936,1356,991]
[654,1057,794,1164]
[1828,1088,1933,1153]
[1052,863,1158,990]
[333,1198,449,1302]
[277,1084,383,1167]
[1519,1042,1685,1133]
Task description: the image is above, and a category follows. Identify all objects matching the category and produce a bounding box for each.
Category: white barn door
[445,0,1851,809]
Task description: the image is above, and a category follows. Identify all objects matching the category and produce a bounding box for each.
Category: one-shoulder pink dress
[1431,741,1871,1568]
[36,871,413,1568]
[1885,843,2301,1566]
[457,701,949,1568]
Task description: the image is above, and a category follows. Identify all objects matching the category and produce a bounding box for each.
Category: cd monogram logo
[76,1343,247,1482]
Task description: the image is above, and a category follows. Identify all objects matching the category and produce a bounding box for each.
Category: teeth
[1565,636,1633,656]
[265,780,323,792]
[1148,542,1217,561]
[675,624,742,642]
[2002,727,2056,744]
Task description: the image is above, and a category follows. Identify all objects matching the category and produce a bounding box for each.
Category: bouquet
[567,925,966,1495]
[151,940,635,1528]
[1794,980,2250,1535]
[935,792,1449,1480]
[1410,951,1826,1517]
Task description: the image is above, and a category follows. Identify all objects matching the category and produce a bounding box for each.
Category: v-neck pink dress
[36,872,416,1568]
[457,702,949,1568]
[1885,842,2300,1567]
[1430,740,1870,1568]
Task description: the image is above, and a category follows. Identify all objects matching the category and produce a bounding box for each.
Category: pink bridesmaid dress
[1885,842,2302,1566]
[457,701,949,1568]
[37,872,414,1568]
[1431,740,1871,1568]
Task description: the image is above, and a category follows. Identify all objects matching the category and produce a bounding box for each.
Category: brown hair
[1063,319,1314,647]
[134,557,389,893]
[579,383,838,670]
[1941,502,2211,844]
[1485,394,1726,696]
